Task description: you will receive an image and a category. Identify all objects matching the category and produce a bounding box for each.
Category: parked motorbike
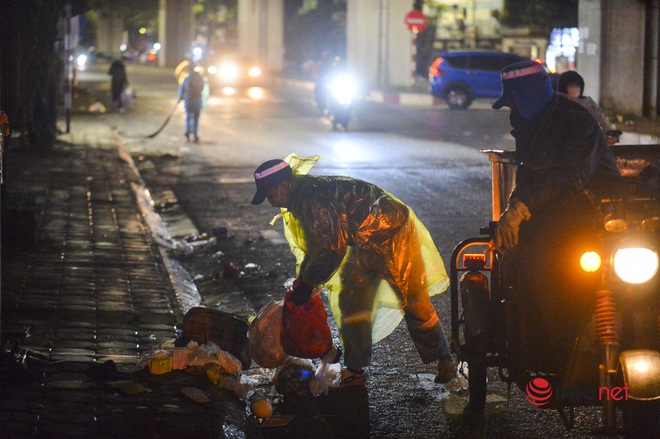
[450,145,660,437]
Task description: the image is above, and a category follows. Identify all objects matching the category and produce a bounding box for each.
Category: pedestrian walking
[178,64,206,143]
[251,156,456,387]
[108,59,128,113]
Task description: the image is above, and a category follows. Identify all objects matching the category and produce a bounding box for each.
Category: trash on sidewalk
[180,387,212,404]
[268,350,340,399]
[88,102,107,113]
[248,300,289,369]
[176,306,251,370]
[248,282,341,398]
[107,380,150,395]
[249,396,273,419]
[172,235,217,256]
[206,368,251,400]
[139,340,243,375]
[445,361,469,393]
[148,356,173,375]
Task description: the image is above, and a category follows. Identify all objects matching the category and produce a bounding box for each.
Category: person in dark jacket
[251,157,456,387]
[178,64,206,143]
[108,60,128,112]
[491,61,623,378]
[557,70,619,144]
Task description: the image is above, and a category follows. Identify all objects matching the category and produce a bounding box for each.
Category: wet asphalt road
[104,64,622,438]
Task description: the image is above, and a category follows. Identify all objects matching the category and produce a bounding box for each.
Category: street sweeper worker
[251,155,455,387]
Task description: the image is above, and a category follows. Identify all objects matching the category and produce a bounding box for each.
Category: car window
[446,56,470,69]
[469,55,502,72]
[500,55,525,70]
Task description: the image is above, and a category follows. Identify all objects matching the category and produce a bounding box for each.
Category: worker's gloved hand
[290,279,314,306]
[493,198,531,251]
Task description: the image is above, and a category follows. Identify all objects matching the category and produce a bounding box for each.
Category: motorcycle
[450,145,660,437]
[325,73,357,131]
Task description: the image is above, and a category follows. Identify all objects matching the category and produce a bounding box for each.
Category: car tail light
[429,57,444,79]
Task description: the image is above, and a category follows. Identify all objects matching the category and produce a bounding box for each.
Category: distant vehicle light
[330,74,357,106]
[247,87,264,100]
[248,67,261,78]
[219,63,239,81]
[207,65,218,75]
[429,57,443,78]
[612,246,659,284]
[76,54,87,67]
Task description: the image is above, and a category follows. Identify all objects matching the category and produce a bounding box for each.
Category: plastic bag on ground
[248,300,289,368]
[216,349,242,375]
[309,346,341,396]
[186,341,242,374]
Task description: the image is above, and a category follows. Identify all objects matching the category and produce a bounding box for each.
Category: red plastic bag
[280,291,333,359]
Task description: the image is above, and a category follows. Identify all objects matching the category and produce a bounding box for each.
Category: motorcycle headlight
[612,244,659,284]
[76,54,87,67]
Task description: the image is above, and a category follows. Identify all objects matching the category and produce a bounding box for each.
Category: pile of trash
[138,340,253,400]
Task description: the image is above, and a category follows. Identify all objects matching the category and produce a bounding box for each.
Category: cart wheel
[466,356,487,412]
[623,398,659,438]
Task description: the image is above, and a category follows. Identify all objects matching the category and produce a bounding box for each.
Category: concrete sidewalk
[0,118,250,437]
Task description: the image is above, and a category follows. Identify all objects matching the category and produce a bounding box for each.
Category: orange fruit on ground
[250,398,273,419]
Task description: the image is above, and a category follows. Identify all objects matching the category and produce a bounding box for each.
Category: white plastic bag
[309,346,341,396]
[120,85,135,108]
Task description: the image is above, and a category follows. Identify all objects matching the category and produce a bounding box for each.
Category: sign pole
[410,33,416,87]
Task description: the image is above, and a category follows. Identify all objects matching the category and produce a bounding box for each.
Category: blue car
[429,51,528,109]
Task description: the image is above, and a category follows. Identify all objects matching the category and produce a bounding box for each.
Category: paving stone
[49,354,97,363]
[1,132,249,438]
[54,340,98,350]
[137,312,177,325]
[46,380,96,390]
[95,310,137,324]
[0,399,45,412]
[40,422,91,437]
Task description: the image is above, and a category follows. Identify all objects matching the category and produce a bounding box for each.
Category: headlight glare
[612,247,659,284]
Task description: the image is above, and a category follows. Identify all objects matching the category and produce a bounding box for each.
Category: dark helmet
[557,70,585,97]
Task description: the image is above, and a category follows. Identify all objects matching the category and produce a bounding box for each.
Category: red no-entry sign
[404,10,427,34]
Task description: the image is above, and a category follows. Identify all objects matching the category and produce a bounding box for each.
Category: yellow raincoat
[272,154,449,347]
